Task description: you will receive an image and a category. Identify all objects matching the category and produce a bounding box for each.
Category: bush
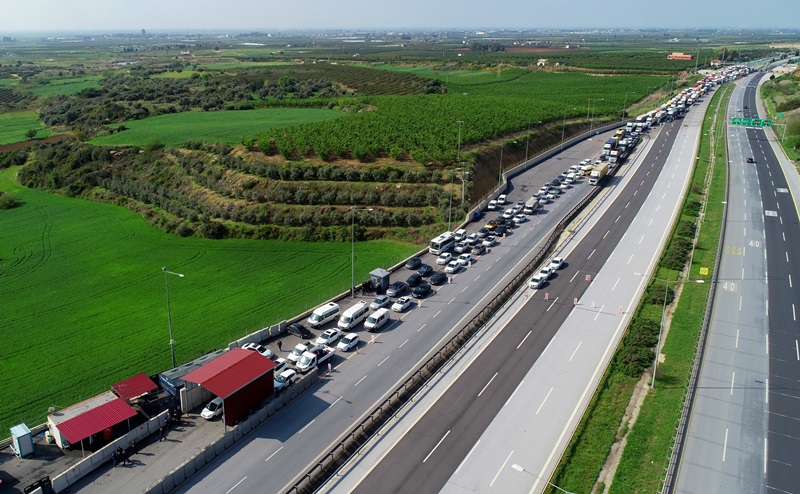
[0,191,18,209]
[677,220,696,239]
[661,237,692,270]
[645,282,675,306]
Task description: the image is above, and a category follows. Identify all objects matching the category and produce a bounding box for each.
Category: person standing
[159,427,166,442]
[277,340,283,352]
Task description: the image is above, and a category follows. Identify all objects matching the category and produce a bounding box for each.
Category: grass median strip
[549,82,732,493]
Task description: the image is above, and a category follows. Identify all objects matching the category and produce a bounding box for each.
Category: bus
[429,231,456,255]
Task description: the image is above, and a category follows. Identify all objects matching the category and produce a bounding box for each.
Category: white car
[337,333,360,351]
[445,260,461,274]
[370,294,391,310]
[482,235,497,247]
[391,296,412,313]
[528,274,545,289]
[560,183,569,191]
[539,266,554,279]
[511,205,522,214]
[466,232,480,245]
[497,194,507,205]
[457,253,473,266]
[546,192,557,201]
[539,196,550,205]
[502,209,514,219]
[513,214,527,224]
[272,357,289,375]
[201,397,224,420]
[274,369,297,393]
[538,186,550,195]
[487,200,497,211]
[242,343,273,359]
[436,253,452,265]
[315,328,342,345]
[550,257,565,270]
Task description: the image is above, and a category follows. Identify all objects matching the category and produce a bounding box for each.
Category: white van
[497,194,507,205]
[565,173,576,184]
[365,308,390,332]
[454,229,467,242]
[307,302,340,328]
[338,300,370,330]
[487,200,497,211]
[569,165,581,174]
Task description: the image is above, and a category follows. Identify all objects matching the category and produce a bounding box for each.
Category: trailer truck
[589,163,609,185]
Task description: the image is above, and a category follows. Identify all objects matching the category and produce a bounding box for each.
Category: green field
[28,75,103,96]
[0,111,51,145]
[91,107,345,147]
[375,65,530,84]
[0,167,418,431]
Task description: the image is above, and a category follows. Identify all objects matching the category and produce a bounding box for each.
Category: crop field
[90,107,345,148]
[375,65,530,84]
[28,75,103,96]
[0,111,51,145]
[0,167,418,432]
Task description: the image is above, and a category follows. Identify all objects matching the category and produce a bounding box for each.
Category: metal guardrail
[284,179,604,494]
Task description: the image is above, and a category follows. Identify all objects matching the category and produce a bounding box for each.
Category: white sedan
[337,333,360,351]
[502,209,514,219]
[482,235,497,247]
[274,369,297,393]
[436,253,452,265]
[391,296,413,313]
[315,328,342,346]
[513,214,527,224]
[550,257,565,270]
[445,260,461,274]
[242,343,274,359]
[457,253,473,266]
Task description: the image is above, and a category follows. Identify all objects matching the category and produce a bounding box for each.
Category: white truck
[523,198,539,215]
[589,163,609,185]
[296,345,336,373]
[287,342,313,363]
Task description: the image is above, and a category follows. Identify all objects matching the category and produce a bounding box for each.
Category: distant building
[710,59,723,67]
[141,29,146,38]
[668,52,693,60]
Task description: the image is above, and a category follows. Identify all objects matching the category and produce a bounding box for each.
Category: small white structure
[10,423,35,458]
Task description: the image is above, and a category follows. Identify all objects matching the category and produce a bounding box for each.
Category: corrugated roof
[182,348,275,399]
[55,393,138,444]
[112,372,158,401]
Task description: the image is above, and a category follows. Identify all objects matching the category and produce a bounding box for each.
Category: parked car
[287,323,313,340]
[486,219,498,231]
[201,397,224,420]
[539,266,554,280]
[466,233,480,245]
[405,257,422,270]
[471,244,487,256]
[272,358,289,375]
[412,282,432,299]
[482,235,497,247]
[457,253,473,266]
[454,241,470,254]
[497,194,507,205]
[502,209,514,219]
[274,369,297,393]
[454,229,467,242]
[445,260,461,274]
[550,257,565,270]
[406,273,422,287]
[337,333,360,352]
[494,224,508,236]
[391,296,413,312]
[430,271,448,285]
[477,228,489,238]
[315,328,342,346]
[370,295,391,310]
[436,253,452,265]
[418,264,434,277]
[242,343,274,359]
[487,200,498,211]
[386,280,408,297]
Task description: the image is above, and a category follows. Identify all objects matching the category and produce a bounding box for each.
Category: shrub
[645,282,675,306]
[661,237,692,270]
[677,220,696,238]
[0,191,18,209]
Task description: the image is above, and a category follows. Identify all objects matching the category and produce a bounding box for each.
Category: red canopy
[183,348,275,398]
[56,394,137,444]
[112,372,157,401]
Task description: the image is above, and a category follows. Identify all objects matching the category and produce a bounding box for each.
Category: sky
[1,0,799,33]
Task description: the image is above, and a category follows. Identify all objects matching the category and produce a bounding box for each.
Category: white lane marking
[569,271,580,283]
[793,304,796,321]
[536,387,555,415]
[766,379,769,404]
[478,372,499,397]
[744,226,747,237]
[454,440,480,475]
[588,249,596,259]
[517,330,532,350]
[730,372,735,395]
[490,449,514,487]
[796,340,799,361]
[354,375,367,387]
[475,275,481,281]
[594,305,605,320]
[227,477,247,494]
[265,446,283,463]
[722,428,729,462]
[764,438,768,473]
[766,299,769,316]
[377,356,390,367]
[612,278,620,291]
[766,333,769,355]
[615,215,621,223]
[783,232,786,241]
[603,230,610,239]
[462,286,468,293]
[449,297,456,304]
[627,254,634,265]
[735,329,739,349]
[648,218,653,227]
[418,323,426,333]
[423,430,451,463]
[656,204,661,212]
[298,419,316,434]
[639,234,645,245]
[546,297,559,312]
[569,341,582,361]
[787,252,790,263]
[399,338,409,348]
[625,201,630,209]
[790,275,793,288]
[433,310,442,318]
[739,296,743,311]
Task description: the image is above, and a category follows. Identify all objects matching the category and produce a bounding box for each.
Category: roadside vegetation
[549,82,732,493]
[760,67,800,161]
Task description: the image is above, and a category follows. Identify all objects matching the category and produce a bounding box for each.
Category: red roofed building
[47,391,138,450]
[667,52,693,60]
[112,372,157,401]
[183,348,276,426]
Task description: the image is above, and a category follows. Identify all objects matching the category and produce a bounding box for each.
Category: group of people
[111,446,129,467]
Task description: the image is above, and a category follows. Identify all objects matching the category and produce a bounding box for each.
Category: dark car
[551,177,562,186]
[406,273,422,287]
[287,323,313,339]
[418,264,434,277]
[430,271,447,286]
[471,244,487,256]
[495,224,508,236]
[746,157,755,163]
[543,181,553,188]
[405,256,422,270]
[412,282,432,299]
[386,280,408,297]
[477,228,489,238]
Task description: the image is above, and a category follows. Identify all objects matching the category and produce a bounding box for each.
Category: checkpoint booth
[47,391,137,453]
[182,348,276,426]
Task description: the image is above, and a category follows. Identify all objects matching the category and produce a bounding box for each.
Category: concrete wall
[143,373,318,494]
[229,321,286,350]
[52,411,169,493]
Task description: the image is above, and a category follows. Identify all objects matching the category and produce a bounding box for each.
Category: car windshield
[299,355,312,366]
[292,348,303,355]
[207,401,220,412]
[275,376,286,385]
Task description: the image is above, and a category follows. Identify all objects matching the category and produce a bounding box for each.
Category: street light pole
[351,207,373,298]
[162,267,184,369]
[635,272,704,388]
[560,107,576,152]
[511,464,575,494]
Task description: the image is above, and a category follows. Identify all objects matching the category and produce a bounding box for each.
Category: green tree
[25,128,38,140]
